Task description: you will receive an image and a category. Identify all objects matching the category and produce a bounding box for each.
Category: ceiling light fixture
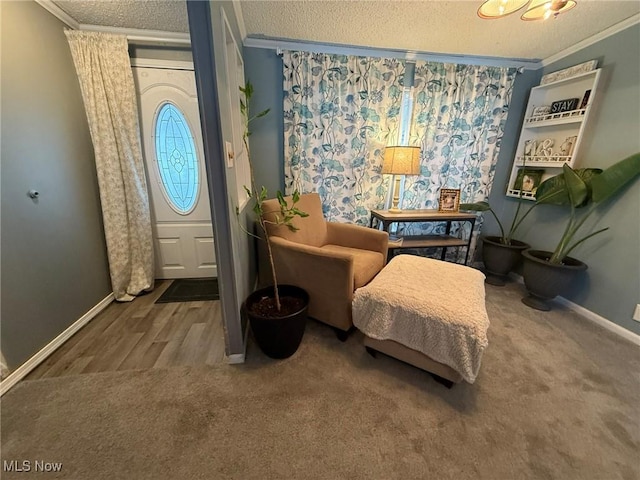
[478,0,529,19]
[521,0,577,21]
[477,0,577,21]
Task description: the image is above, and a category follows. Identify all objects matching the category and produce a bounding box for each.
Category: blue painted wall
[243,23,640,334]
[491,25,640,334]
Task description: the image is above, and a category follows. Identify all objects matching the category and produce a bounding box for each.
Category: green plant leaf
[260,186,268,202]
[536,174,568,205]
[276,191,286,208]
[459,201,491,212]
[536,167,603,206]
[292,190,300,204]
[292,207,308,217]
[243,82,253,98]
[563,164,588,208]
[572,168,603,207]
[591,152,640,204]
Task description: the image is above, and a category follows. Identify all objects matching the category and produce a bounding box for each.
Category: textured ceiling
[241,1,640,60]
[55,0,190,33]
[53,0,640,61]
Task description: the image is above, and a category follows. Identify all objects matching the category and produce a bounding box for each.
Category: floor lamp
[382,146,421,212]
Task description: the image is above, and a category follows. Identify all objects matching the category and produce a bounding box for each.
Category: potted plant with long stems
[240,82,309,358]
[520,152,640,310]
[460,185,536,286]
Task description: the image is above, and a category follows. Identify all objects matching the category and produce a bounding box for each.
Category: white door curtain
[66,31,154,301]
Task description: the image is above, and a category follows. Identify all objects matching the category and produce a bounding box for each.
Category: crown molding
[34,0,79,29]
[79,24,191,45]
[243,36,542,70]
[541,13,640,67]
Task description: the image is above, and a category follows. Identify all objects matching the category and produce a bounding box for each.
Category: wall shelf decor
[506,67,601,200]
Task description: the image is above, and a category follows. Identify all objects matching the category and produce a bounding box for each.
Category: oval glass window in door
[154,102,200,214]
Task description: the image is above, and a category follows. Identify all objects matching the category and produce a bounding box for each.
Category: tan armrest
[326,222,389,257]
[268,235,355,296]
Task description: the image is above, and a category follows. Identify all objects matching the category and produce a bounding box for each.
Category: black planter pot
[521,249,587,311]
[482,236,530,286]
[245,284,309,359]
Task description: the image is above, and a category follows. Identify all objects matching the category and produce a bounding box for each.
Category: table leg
[464,218,476,265]
[441,220,452,261]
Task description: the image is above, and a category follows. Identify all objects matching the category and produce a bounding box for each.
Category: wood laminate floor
[27,280,226,380]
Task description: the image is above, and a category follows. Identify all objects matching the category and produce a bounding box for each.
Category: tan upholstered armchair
[261,193,388,339]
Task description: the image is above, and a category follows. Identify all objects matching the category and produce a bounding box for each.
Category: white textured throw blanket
[353,255,490,383]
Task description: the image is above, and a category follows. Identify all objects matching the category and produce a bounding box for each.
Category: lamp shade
[382,146,421,175]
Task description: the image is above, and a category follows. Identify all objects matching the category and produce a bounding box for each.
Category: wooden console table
[369,209,476,265]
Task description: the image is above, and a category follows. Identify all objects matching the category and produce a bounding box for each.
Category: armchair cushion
[321,245,385,288]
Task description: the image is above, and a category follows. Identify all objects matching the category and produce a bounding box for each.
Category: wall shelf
[506,189,536,200]
[514,155,572,167]
[523,109,586,127]
[506,67,601,201]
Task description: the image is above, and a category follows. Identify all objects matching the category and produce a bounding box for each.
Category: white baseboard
[554,296,640,347]
[225,312,250,365]
[226,353,245,364]
[0,293,115,396]
[508,273,640,346]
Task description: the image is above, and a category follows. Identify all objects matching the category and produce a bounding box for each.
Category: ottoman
[352,254,490,385]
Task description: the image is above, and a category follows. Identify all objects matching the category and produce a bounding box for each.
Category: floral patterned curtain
[402,62,517,260]
[283,51,405,225]
[66,31,154,301]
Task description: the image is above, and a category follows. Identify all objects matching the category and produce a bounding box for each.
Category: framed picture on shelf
[438,188,460,212]
[514,169,544,193]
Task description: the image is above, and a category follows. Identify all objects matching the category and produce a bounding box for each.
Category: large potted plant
[521,153,640,310]
[240,82,309,359]
[460,192,535,286]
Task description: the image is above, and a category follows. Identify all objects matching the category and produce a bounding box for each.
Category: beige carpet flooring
[1,281,639,479]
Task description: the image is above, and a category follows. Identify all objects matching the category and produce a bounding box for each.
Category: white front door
[133,66,216,279]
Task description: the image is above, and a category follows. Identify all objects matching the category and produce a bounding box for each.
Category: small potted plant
[240,82,309,359]
[520,153,640,310]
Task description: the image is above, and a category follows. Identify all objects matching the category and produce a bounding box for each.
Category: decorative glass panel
[154,103,199,214]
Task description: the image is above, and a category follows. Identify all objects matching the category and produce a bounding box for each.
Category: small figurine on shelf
[560,136,577,157]
[535,138,555,160]
[524,139,536,159]
[531,105,551,117]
